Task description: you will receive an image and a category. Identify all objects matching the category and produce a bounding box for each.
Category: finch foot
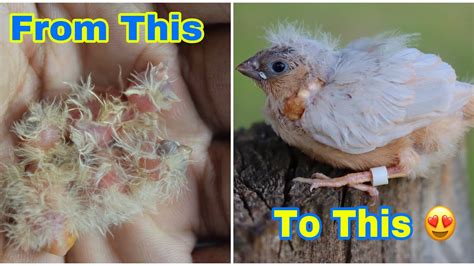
[293,166,406,202]
[294,171,372,190]
[293,172,379,202]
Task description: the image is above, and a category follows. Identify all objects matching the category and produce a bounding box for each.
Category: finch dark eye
[271,61,287,73]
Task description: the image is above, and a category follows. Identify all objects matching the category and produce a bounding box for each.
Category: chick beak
[237,58,261,80]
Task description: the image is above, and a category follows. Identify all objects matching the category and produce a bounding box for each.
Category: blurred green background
[234,4,474,207]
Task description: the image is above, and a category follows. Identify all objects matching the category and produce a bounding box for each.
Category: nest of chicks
[0,63,191,255]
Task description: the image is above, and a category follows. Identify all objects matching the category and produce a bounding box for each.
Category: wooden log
[234,123,473,263]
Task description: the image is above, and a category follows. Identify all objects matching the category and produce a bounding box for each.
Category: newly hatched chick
[0,63,191,256]
[237,24,474,198]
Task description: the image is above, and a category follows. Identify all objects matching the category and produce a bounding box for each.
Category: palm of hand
[0,3,229,262]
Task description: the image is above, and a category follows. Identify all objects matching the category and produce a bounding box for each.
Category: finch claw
[368,188,379,198]
[368,197,379,207]
[350,183,380,206]
[293,177,322,192]
[367,193,380,207]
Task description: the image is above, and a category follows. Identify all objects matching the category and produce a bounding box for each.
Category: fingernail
[45,232,77,256]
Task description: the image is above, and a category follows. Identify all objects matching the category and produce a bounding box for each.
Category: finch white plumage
[237,23,474,198]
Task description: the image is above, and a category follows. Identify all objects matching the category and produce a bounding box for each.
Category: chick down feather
[0,63,191,254]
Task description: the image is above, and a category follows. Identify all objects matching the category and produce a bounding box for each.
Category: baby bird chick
[0,63,191,256]
[237,24,474,199]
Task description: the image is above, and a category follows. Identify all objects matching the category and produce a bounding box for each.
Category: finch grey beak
[237,58,262,80]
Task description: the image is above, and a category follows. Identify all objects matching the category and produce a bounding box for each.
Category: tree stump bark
[234,123,473,263]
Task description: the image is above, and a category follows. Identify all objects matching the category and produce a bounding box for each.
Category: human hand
[0,3,229,262]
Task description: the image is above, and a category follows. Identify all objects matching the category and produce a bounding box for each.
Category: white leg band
[370,166,389,186]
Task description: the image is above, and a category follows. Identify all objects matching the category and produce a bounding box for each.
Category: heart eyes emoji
[427,214,453,228]
[428,215,438,227]
[442,215,453,228]
[425,206,456,241]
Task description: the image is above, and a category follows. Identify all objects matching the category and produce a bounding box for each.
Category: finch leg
[293,171,373,190]
[293,166,406,198]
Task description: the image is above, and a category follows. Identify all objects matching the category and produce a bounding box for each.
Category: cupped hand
[0,3,230,262]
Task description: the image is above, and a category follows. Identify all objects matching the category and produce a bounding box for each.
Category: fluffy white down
[267,25,473,154]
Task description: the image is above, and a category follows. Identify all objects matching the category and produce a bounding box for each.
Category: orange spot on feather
[283,96,306,121]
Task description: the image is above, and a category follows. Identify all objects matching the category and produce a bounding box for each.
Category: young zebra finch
[237,23,474,199]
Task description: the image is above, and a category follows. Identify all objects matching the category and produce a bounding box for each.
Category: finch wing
[301,33,472,154]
